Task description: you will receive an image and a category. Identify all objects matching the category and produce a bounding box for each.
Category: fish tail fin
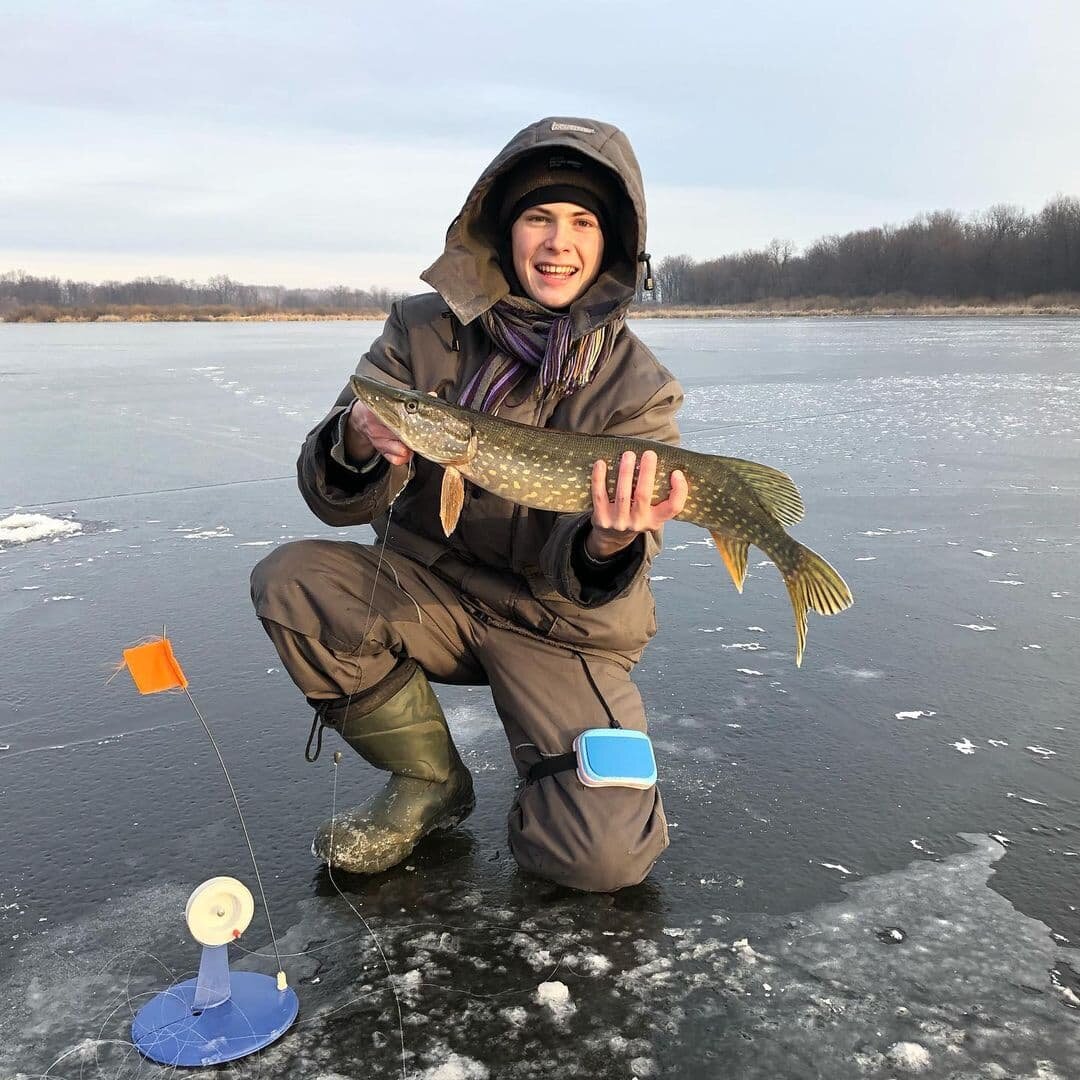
[782,544,854,667]
[709,531,749,593]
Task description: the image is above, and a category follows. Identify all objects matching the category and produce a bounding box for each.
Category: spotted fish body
[351,376,853,665]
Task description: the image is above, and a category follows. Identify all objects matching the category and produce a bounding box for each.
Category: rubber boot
[310,659,474,873]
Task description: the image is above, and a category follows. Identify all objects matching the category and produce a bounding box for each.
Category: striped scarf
[460,295,624,413]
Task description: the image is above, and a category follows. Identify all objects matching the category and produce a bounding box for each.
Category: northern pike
[351,375,853,666]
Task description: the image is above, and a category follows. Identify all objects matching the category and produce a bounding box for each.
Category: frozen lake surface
[1,317,1078,1078]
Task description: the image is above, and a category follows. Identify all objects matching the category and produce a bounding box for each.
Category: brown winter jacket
[296,117,683,668]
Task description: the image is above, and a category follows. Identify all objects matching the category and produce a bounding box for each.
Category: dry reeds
[630,292,1080,318]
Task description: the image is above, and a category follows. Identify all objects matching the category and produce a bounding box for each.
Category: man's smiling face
[510,202,605,309]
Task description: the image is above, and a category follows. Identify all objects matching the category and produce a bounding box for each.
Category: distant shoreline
[3,297,1079,323]
[630,295,1080,318]
[0,310,389,324]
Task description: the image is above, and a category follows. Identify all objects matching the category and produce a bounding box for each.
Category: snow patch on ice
[182,526,234,539]
[566,950,612,975]
[1007,793,1048,806]
[535,980,575,1023]
[0,513,82,545]
[418,1053,490,1079]
[835,666,882,680]
[887,1041,931,1072]
[499,1006,527,1027]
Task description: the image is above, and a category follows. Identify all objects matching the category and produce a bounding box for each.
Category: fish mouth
[349,375,476,465]
[350,376,411,434]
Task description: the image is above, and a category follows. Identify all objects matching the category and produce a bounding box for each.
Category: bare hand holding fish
[351,376,853,665]
[345,400,413,467]
[587,450,688,560]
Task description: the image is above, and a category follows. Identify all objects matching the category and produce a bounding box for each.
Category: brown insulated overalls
[251,117,684,891]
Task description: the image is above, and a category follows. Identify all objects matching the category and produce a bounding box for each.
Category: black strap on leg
[526,653,624,783]
[526,752,577,784]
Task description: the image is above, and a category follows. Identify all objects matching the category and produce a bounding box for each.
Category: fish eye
[405,400,418,413]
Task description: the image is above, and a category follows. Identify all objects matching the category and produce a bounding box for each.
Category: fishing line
[40,1037,140,1079]
[348,493,403,701]
[2,474,294,514]
[327,751,408,1080]
[3,393,941,516]
[681,384,972,440]
[320,748,584,1074]
[180,685,284,981]
[0,722,191,760]
[314,500,421,1080]
[421,958,568,1004]
[1,398,935,522]
[683,400,915,433]
[230,928,371,961]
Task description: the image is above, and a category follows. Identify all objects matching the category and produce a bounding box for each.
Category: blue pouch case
[573,729,657,789]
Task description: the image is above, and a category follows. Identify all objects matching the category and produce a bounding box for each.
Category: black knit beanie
[497,151,619,235]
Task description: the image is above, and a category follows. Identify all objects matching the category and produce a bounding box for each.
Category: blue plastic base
[132,971,299,1066]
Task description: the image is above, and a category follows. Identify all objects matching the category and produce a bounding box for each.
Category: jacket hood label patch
[551,122,596,134]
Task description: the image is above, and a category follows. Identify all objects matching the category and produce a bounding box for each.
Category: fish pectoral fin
[440,466,466,536]
[446,430,479,467]
[710,531,749,593]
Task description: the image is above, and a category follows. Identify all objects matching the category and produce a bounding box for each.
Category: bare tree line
[0,273,405,321]
[645,195,1080,307]
[4,194,1079,320]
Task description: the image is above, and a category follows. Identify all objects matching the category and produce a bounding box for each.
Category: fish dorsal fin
[715,457,804,526]
[710,531,749,593]
[440,466,466,536]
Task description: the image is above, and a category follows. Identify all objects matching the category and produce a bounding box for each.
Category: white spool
[185,877,255,947]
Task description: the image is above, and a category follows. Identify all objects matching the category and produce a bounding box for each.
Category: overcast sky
[2,1,1077,290]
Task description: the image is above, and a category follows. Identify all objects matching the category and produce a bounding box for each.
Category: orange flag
[123,638,189,695]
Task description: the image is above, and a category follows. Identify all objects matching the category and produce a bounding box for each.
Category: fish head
[350,376,476,464]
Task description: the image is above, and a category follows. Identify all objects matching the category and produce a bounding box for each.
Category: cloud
[2,0,1078,285]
